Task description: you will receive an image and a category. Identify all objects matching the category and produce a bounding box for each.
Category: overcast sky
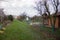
[0,0,40,17]
[0,0,60,17]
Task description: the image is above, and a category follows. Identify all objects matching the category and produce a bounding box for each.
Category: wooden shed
[43,12,60,28]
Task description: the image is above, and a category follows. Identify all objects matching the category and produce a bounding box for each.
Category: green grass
[0,20,59,40]
[0,20,44,40]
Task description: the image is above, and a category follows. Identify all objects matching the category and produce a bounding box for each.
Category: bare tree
[52,0,59,27]
[44,0,59,31]
[34,0,47,25]
[35,0,59,31]
[19,12,27,21]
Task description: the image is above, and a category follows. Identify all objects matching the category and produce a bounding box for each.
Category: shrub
[8,15,14,21]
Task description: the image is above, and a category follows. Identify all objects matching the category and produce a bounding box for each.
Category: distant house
[0,8,5,23]
[43,12,60,28]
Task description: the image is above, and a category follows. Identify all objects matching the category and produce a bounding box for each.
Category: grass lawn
[0,20,46,40]
[0,20,59,40]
